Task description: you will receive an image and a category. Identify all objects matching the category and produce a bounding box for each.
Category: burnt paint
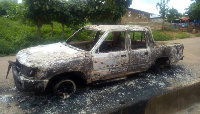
[11,25,184,92]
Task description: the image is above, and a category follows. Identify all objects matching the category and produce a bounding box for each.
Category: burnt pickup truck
[6,25,184,98]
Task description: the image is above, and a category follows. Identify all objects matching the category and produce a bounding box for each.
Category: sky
[18,0,22,4]
[130,0,193,15]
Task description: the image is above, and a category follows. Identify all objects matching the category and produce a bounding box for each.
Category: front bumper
[10,62,49,92]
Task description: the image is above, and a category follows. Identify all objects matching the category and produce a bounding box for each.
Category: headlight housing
[16,60,37,77]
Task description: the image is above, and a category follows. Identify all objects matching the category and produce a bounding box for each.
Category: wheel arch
[45,71,88,91]
[154,56,170,65]
[152,56,170,70]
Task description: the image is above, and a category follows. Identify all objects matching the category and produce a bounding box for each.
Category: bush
[152,30,173,41]
[0,17,38,54]
[0,39,13,55]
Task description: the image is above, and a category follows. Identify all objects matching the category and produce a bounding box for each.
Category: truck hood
[16,42,85,68]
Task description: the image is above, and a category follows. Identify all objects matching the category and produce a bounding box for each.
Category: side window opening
[98,31,126,53]
[130,31,147,49]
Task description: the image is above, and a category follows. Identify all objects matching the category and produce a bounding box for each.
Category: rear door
[128,31,151,72]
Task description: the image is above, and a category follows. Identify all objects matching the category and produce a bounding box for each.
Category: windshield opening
[66,28,104,51]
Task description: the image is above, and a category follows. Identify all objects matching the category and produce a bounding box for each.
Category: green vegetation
[162,27,177,32]
[0,17,34,55]
[0,0,195,56]
[156,0,170,29]
[175,32,190,39]
[152,30,173,41]
[152,30,193,41]
[195,33,200,37]
[24,0,132,38]
[167,7,181,23]
[0,17,193,56]
[71,29,98,41]
[0,0,132,55]
[186,0,200,20]
[0,17,74,56]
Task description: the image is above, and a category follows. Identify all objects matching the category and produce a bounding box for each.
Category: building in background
[121,8,151,25]
[121,8,165,30]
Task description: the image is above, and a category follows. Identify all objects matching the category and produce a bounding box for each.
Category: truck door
[91,31,129,80]
[128,31,151,72]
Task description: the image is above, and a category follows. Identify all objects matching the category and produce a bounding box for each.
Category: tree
[25,0,87,38]
[53,0,87,37]
[24,0,132,38]
[0,0,25,21]
[54,1,70,37]
[86,0,132,24]
[0,1,7,16]
[167,7,181,22]
[186,0,200,20]
[156,0,170,29]
[25,0,56,38]
[0,0,17,17]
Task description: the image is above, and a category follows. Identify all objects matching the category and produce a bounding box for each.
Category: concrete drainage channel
[113,82,200,114]
[146,82,200,114]
[0,64,200,114]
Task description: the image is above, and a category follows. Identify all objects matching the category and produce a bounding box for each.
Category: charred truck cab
[6,25,184,98]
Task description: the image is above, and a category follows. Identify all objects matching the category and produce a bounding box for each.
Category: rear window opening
[130,31,147,49]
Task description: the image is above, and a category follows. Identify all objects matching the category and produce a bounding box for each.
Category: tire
[53,79,76,99]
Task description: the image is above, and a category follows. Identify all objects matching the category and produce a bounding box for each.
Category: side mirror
[97,48,100,54]
[95,48,100,54]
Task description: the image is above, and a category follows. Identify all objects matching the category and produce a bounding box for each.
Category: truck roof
[84,25,150,32]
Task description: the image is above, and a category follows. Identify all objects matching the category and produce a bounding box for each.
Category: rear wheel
[53,79,76,99]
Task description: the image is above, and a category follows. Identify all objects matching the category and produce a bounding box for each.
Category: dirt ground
[166,37,200,75]
[0,37,200,113]
[166,37,200,87]
[0,56,15,88]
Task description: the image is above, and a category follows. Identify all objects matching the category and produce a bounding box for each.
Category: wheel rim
[53,80,76,99]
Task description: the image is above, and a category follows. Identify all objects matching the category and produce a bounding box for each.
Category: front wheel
[53,79,76,99]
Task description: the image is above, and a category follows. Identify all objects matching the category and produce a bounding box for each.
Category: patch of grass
[175,32,190,39]
[195,33,200,37]
[162,27,177,32]
[152,30,173,41]
[0,17,75,55]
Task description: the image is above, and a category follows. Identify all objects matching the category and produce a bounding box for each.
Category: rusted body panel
[7,25,184,92]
